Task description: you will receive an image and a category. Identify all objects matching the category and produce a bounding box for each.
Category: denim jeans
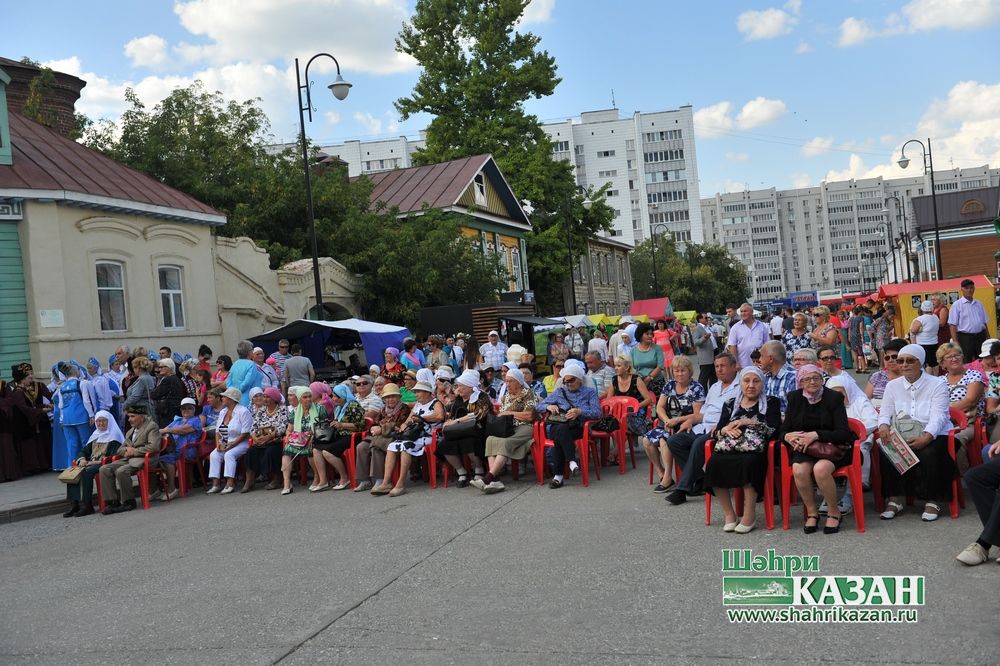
[666,431,712,493]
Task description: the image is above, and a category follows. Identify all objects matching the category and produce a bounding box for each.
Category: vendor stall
[877,275,998,340]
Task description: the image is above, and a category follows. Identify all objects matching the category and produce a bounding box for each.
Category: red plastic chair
[968,415,986,468]
[704,439,777,530]
[95,455,114,513]
[779,418,868,532]
[534,415,601,486]
[946,406,969,518]
[135,446,165,511]
[178,431,209,497]
[589,397,639,474]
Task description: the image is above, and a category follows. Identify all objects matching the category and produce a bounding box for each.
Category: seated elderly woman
[281,386,324,495]
[310,381,336,417]
[433,366,455,407]
[206,387,253,495]
[782,364,856,534]
[643,356,706,493]
[473,367,538,493]
[536,363,602,488]
[438,369,493,486]
[372,380,445,497]
[938,341,985,454]
[158,397,203,500]
[400,371,418,405]
[703,367,781,533]
[877,344,957,522]
[354,383,410,492]
[243,387,287,492]
[311,383,365,491]
[62,410,123,517]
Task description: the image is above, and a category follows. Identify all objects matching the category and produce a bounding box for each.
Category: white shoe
[722,522,738,533]
[483,481,505,494]
[921,502,941,522]
[469,478,487,490]
[331,481,350,491]
[280,487,292,496]
[206,485,221,494]
[734,521,756,534]
[818,499,829,515]
[956,543,988,566]
[161,489,179,501]
[220,486,235,495]
[148,489,163,501]
[837,498,853,514]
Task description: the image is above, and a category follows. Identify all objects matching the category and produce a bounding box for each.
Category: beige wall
[19,201,224,371]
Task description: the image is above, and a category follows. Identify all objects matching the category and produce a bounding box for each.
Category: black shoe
[803,514,819,534]
[63,502,80,518]
[112,500,136,513]
[665,490,687,505]
[101,501,121,516]
[549,478,564,489]
[75,504,95,517]
[652,483,673,493]
[824,514,842,535]
[457,477,469,488]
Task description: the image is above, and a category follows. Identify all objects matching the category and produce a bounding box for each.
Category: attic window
[474,172,486,205]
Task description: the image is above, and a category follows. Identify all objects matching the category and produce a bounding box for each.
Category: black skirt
[790,443,854,470]
[878,435,955,502]
[246,443,281,475]
[704,450,768,496]
[314,434,352,457]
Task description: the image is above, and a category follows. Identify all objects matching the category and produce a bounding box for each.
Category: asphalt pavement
[1,461,998,665]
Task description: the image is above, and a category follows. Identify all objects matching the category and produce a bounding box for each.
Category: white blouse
[877,373,951,438]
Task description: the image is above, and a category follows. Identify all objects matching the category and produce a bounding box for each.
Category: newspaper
[878,425,920,474]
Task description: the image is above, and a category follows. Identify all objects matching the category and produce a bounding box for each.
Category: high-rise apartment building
[701,165,999,302]
[313,106,703,249]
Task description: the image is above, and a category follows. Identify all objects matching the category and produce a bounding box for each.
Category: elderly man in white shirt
[479,330,508,370]
[876,344,956,522]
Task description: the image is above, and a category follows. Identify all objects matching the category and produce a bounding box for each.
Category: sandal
[880,500,904,520]
[824,513,842,534]
[921,502,941,522]
[803,515,820,534]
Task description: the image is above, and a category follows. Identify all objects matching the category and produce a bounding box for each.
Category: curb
[0,499,67,524]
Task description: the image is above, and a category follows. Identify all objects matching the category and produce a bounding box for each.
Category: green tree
[395,0,613,313]
[631,240,749,313]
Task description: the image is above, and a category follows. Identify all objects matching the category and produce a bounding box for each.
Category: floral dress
[644,380,706,443]
[872,314,894,352]
[947,369,986,417]
[781,330,811,363]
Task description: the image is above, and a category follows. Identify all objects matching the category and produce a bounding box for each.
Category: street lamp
[897,139,943,280]
[883,195,912,282]
[565,187,593,315]
[649,222,669,296]
[295,53,352,320]
[874,221,898,285]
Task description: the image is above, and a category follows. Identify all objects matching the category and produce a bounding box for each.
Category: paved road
[1,467,998,665]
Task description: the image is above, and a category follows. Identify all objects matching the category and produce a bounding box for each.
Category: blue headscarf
[108,353,118,367]
[147,351,158,362]
[332,383,358,421]
[87,356,103,376]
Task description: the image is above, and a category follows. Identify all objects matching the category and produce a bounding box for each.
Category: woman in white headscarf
[474,367,538,493]
[437,369,492,487]
[703,367,781,534]
[63,410,124,517]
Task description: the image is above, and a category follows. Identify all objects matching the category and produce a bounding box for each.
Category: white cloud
[791,172,813,188]
[725,151,750,162]
[802,136,834,157]
[351,111,400,137]
[124,34,169,70]
[839,0,1000,47]
[521,0,555,24]
[795,40,813,54]
[736,97,786,129]
[736,8,798,40]
[693,101,734,137]
[323,111,341,126]
[723,179,748,193]
[880,134,897,145]
[173,0,416,75]
[784,0,802,14]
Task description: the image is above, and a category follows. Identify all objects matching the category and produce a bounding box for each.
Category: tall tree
[395,0,613,313]
[630,239,749,313]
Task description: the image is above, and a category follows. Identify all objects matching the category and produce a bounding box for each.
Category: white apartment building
[702,165,999,303]
[313,106,702,249]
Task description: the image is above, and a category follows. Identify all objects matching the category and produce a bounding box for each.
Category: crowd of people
[2,283,999,568]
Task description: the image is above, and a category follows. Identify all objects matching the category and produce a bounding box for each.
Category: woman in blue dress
[54,363,93,470]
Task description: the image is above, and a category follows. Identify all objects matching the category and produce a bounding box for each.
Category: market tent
[563,314,595,328]
[629,297,672,320]
[250,318,411,368]
[674,310,698,324]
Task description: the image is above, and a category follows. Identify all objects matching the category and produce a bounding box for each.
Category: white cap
[456,369,480,389]
[920,300,934,313]
[561,363,586,381]
[180,397,197,407]
[488,330,499,337]
[979,339,999,358]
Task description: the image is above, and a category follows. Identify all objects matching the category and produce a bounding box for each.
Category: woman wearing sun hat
[206,387,253,495]
[373,380,444,497]
[354,383,410,492]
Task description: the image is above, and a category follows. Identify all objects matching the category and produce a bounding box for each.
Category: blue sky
[5,0,999,195]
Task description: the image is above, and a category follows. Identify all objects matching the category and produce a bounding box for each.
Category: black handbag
[485,414,515,438]
[591,414,620,433]
[398,418,426,442]
[313,420,336,446]
[442,417,477,439]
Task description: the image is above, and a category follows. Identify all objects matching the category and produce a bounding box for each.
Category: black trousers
[879,435,955,502]
[546,421,583,476]
[698,363,716,389]
[965,455,1000,546]
[957,330,988,364]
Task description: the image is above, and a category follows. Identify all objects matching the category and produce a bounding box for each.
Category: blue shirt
[166,415,203,459]
[537,384,602,421]
[765,363,798,416]
[227,359,262,406]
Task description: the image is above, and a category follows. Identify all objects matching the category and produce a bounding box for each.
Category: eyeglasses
[898,357,921,365]
[799,376,824,384]
[563,377,579,384]
[883,354,898,361]
[943,354,963,362]
[819,355,836,361]
[555,364,565,368]
[355,381,370,386]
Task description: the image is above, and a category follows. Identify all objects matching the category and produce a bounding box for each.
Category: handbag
[485,413,516,438]
[626,412,652,436]
[646,375,666,397]
[313,420,336,447]
[398,418,426,442]
[804,440,848,462]
[443,417,477,439]
[591,414,620,433]
[712,423,769,454]
[58,465,85,484]
[891,412,927,441]
[665,394,684,419]
[287,430,313,449]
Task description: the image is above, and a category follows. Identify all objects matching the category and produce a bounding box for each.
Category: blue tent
[250,318,411,368]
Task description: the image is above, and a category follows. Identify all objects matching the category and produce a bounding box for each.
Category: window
[158,266,185,329]
[598,170,618,178]
[597,150,616,158]
[552,140,570,153]
[96,261,127,331]
[474,173,486,205]
[511,247,523,290]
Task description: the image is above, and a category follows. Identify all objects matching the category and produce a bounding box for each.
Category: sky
[4,0,999,196]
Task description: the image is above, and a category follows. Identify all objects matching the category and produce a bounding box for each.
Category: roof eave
[0,188,227,226]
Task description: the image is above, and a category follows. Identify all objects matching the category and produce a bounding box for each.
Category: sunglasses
[555,364,565,368]
[799,376,824,383]
[563,377,579,383]
[883,354,898,361]
[943,354,963,362]
[355,381,370,385]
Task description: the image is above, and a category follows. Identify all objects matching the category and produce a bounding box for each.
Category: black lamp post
[295,53,352,320]
[874,221,898,285]
[897,139,943,280]
[649,222,669,296]
[882,195,911,283]
[565,187,593,315]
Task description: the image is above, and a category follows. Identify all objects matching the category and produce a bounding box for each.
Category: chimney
[0,56,86,139]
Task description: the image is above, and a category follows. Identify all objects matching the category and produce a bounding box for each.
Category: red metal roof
[0,112,224,223]
[878,275,995,298]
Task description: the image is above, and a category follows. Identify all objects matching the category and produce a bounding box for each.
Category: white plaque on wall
[39,309,65,328]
